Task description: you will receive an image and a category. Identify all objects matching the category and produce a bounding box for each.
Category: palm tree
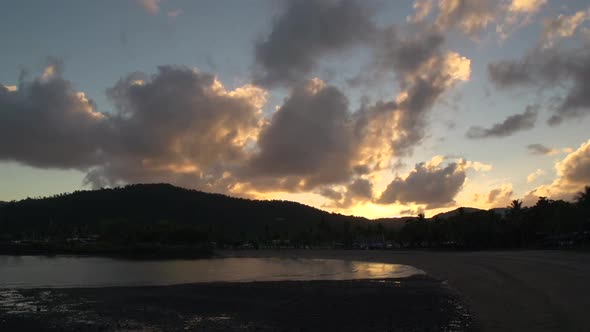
[508,199,522,217]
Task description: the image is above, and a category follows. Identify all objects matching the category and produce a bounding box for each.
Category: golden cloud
[525,139,590,202]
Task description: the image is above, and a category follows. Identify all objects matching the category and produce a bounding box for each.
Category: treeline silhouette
[400,191,590,249]
[0,184,589,252]
[0,184,372,253]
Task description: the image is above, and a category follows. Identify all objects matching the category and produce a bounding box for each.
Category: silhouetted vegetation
[0,184,374,255]
[395,188,590,249]
[0,184,589,254]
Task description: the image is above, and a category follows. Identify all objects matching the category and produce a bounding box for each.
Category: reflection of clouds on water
[352,261,425,279]
[0,256,424,288]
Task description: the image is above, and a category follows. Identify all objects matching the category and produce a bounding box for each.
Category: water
[0,255,424,288]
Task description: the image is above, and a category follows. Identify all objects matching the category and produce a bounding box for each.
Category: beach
[0,275,470,331]
[2,249,588,331]
[227,250,590,331]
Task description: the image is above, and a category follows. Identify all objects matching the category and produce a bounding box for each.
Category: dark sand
[0,276,470,331]
[226,250,590,332]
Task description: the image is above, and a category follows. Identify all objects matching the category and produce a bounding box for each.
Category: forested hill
[0,184,368,237]
[2,184,589,250]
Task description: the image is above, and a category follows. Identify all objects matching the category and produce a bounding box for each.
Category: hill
[432,207,484,220]
[2,184,588,252]
[0,184,371,246]
[374,217,415,230]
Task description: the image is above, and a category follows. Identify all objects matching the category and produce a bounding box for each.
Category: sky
[1,0,590,218]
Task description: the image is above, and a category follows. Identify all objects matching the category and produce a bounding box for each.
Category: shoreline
[0,275,472,331]
[2,249,589,330]
[224,249,590,331]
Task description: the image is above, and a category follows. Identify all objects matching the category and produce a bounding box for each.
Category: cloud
[525,139,590,201]
[318,187,343,201]
[255,1,472,168]
[347,178,373,199]
[508,0,546,13]
[527,143,554,155]
[541,7,590,48]
[527,168,545,183]
[377,157,483,208]
[1,85,17,92]
[436,0,498,37]
[242,78,356,189]
[137,0,160,14]
[348,25,470,158]
[487,184,514,207]
[465,105,538,139]
[498,0,547,39]
[0,6,474,207]
[372,27,445,80]
[399,206,426,216]
[0,55,469,205]
[254,0,376,87]
[243,49,471,195]
[408,0,546,39]
[0,64,105,169]
[526,143,565,156]
[555,139,590,187]
[0,64,270,194]
[322,178,375,208]
[489,43,590,125]
[390,50,470,153]
[87,66,267,191]
[407,0,435,23]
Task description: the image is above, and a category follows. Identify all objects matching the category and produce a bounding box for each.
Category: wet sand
[226,250,590,331]
[0,276,471,331]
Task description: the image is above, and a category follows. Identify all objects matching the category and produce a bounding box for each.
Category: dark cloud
[246,21,472,194]
[465,105,538,139]
[0,26,470,217]
[255,2,471,165]
[0,64,267,194]
[489,46,590,125]
[0,66,105,169]
[367,27,445,82]
[377,160,467,208]
[347,26,445,87]
[391,52,471,154]
[347,178,373,199]
[318,187,343,201]
[320,178,374,208]
[488,59,533,86]
[243,79,356,189]
[527,143,556,155]
[87,66,266,190]
[254,0,376,87]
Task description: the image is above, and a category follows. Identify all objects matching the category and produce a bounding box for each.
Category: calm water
[0,256,424,288]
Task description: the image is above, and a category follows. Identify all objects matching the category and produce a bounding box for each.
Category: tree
[576,186,590,209]
[509,199,522,211]
[508,199,523,217]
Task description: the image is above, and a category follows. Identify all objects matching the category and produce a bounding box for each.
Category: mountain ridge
[0,183,512,222]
